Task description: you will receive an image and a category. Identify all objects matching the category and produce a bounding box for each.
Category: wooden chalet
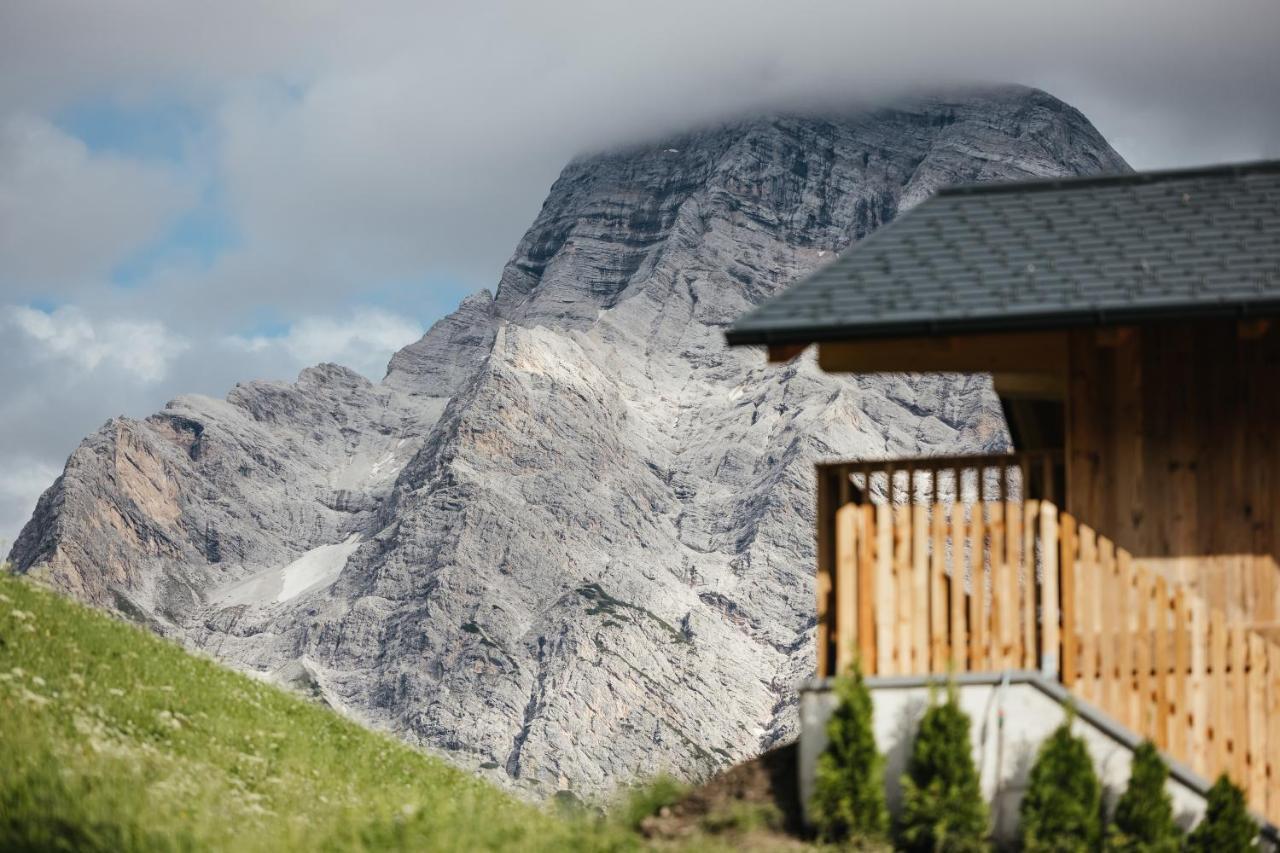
[727,161,1280,820]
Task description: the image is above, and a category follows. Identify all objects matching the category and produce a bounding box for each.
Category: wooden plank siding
[1067,320,1280,636]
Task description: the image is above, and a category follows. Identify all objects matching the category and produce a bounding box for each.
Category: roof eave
[724,298,1280,349]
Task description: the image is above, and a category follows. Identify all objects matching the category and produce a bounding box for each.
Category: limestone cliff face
[10,86,1128,796]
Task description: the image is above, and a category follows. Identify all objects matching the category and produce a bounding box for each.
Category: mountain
[9,85,1129,797]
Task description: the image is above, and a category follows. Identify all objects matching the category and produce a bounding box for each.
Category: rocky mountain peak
[9,86,1127,797]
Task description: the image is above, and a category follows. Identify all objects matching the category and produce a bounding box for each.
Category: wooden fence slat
[1152,576,1170,749]
[969,503,987,671]
[1170,587,1191,760]
[1247,632,1267,812]
[1023,500,1040,670]
[875,503,894,675]
[1230,627,1248,787]
[988,501,1006,667]
[894,504,913,674]
[834,503,858,674]
[1008,501,1027,672]
[857,505,876,668]
[1040,502,1060,677]
[1004,504,1019,667]
[1209,608,1228,779]
[1190,598,1209,779]
[912,503,930,674]
[1078,525,1099,703]
[1141,568,1162,742]
[949,501,967,671]
[1059,511,1077,687]
[1100,539,1120,721]
[1115,550,1135,730]
[930,502,948,670]
[1268,640,1280,820]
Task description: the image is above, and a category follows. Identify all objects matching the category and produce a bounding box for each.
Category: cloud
[0,115,194,297]
[0,455,61,554]
[8,305,189,382]
[1,0,1278,548]
[226,308,423,380]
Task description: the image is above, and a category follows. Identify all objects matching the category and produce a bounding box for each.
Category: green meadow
[0,571,659,852]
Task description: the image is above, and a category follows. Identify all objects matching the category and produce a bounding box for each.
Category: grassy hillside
[0,571,648,852]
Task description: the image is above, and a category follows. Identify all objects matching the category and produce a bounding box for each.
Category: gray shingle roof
[725,160,1280,347]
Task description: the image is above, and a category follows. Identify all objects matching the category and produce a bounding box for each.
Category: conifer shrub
[1104,741,1181,852]
[810,659,889,845]
[1018,715,1102,852]
[1186,775,1258,852]
[896,683,988,852]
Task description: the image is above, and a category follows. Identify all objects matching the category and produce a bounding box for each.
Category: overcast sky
[1,0,1278,547]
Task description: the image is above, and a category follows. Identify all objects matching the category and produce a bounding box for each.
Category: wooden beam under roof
[767,343,809,363]
[816,330,1069,376]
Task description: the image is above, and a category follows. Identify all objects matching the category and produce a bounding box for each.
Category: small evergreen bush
[1104,741,1181,852]
[810,659,889,844]
[896,683,988,852]
[1018,715,1102,852]
[1186,775,1257,852]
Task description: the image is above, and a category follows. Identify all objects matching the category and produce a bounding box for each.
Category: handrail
[817,449,1064,507]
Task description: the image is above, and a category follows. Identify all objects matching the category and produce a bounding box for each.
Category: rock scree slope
[9,86,1128,797]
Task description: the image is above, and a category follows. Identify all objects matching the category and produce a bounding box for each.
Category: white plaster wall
[799,678,1225,845]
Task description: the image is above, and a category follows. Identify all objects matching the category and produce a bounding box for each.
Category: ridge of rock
[9,86,1129,796]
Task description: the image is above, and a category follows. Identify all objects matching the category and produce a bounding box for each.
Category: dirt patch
[640,742,812,849]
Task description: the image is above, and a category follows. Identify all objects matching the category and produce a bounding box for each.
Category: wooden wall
[1066,319,1280,631]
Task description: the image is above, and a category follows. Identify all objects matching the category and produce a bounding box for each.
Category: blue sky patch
[109,189,239,287]
[56,97,205,163]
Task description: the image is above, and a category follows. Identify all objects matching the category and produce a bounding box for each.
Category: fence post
[815,466,834,678]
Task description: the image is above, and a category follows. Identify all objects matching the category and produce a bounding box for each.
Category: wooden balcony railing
[815,452,1280,821]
